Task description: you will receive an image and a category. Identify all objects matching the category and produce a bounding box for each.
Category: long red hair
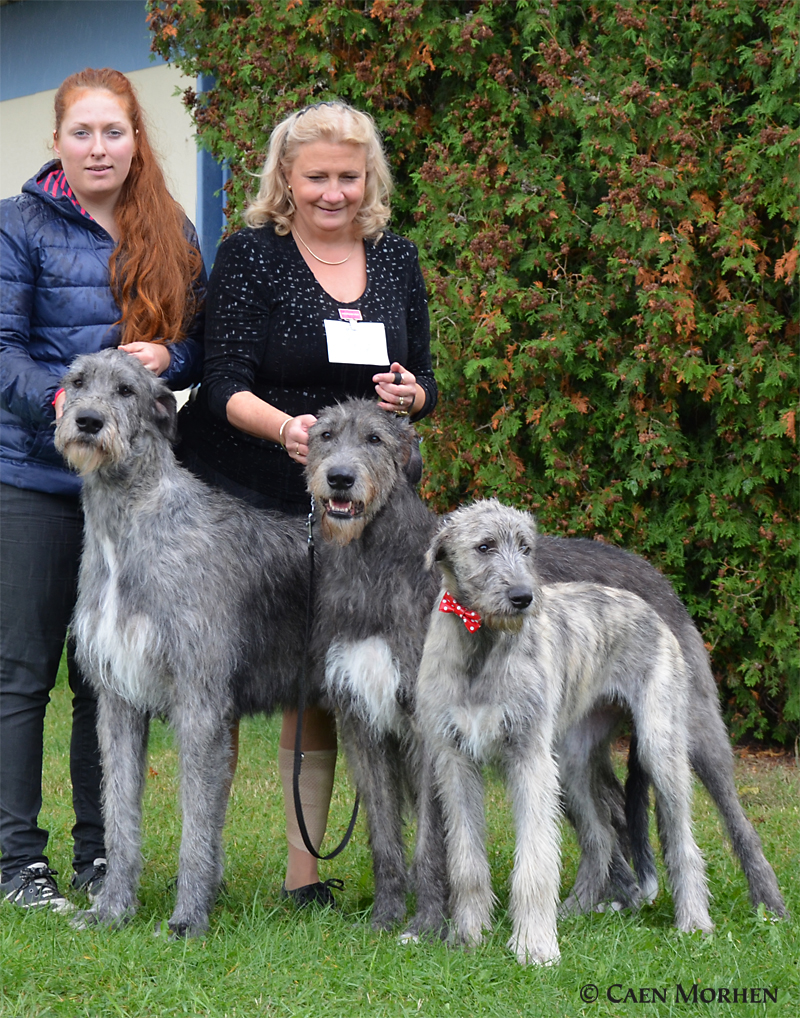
[54,68,203,345]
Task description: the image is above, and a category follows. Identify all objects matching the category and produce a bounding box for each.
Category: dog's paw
[166,918,209,939]
[71,906,132,931]
[370,903,406,933]
[594,899,625,914]
[70,908,98,931]
[154,919,192,941]
[638,873,659,905]
[448,923,486,952]
[677,914,715,936]
[401,914,450,943]
[508,932,560,967]
[558,892,590,917]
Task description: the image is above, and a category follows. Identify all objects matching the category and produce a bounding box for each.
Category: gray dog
[54,349,310,937]
[415,500,715,965]
[305,398,442,930]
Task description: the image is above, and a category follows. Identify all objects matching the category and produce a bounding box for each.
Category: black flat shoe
[280,878,344,908]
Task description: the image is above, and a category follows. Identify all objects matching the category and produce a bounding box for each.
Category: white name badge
[324,319,389,366]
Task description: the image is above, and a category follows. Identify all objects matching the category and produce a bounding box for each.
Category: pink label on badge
[338,309,363,324]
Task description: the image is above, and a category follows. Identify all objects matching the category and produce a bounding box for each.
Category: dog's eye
[477,541,495,554]
[368,433,382,444]
[320,430,332,442]
[72,377,83,389]
[520,544,531,556]
[118,384,135,397]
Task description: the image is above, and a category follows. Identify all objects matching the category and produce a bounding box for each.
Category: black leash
[292,498,360,860]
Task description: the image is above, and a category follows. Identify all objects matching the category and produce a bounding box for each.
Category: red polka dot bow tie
[439,591,482,633]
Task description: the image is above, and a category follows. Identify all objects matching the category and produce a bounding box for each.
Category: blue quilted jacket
[0,162,206,496]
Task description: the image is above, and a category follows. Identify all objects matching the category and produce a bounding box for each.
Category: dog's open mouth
[323,498,365,519]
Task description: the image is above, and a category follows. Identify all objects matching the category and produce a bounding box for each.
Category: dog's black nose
[326,468,355,490]
[75,411,105,436]
[508,587,533,610]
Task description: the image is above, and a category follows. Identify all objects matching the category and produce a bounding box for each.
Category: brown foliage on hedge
[149,0,799,742]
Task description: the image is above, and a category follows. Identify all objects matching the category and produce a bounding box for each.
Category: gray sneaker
[72,857,107,902]
[1,863,75,912]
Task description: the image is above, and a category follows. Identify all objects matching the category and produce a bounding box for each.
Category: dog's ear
[402,430,423,486]
[518,508,537,541]
[425,518,451,571]
[153,388,178,444]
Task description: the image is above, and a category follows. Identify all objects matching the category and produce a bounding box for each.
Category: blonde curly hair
[243,102,393,240]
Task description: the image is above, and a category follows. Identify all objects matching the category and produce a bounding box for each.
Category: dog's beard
[481,613,527,634]
[57,438,113,476]
[55,430,124,476]
[313,484,380,546]
[319,512,369,546]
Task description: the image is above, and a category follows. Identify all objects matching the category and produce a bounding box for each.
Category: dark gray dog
[541,539,787,921]
[54,349,310,937]
[305,398,442,931]
[416,500,715,965]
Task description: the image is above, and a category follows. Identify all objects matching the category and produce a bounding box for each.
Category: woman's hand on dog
[280,414,318,465]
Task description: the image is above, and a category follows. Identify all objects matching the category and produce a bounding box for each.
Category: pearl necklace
[293,229,357,266]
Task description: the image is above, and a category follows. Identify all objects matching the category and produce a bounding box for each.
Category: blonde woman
[177,101,437,906]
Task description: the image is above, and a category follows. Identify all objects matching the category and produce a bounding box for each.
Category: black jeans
[0,483,104,882]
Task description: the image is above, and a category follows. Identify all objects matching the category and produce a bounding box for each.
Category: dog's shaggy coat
[416,500,718,965]
[305,404,784,939]
[55,349,310,936]
[305,398,444,931]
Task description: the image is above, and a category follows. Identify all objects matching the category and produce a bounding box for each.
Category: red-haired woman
[0,68,205,910]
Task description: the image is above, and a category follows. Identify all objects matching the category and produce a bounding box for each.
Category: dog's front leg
[169,701,232,937]
[505,740,562,966]
[73,690,149,929]
[340,716,408,930]
[403,740,450,940]
[434,742,494,949]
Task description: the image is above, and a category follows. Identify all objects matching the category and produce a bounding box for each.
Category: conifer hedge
[149,0,799,743]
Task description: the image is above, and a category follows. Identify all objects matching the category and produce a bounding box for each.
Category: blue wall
[0,1,161,101]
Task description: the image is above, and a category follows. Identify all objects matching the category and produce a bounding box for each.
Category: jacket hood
[22,161,98,229]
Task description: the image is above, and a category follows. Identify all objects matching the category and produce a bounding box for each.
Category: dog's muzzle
[507,587,533,611]
[74,409,106,436]
[323,497,366,519]
[322,468,366,519]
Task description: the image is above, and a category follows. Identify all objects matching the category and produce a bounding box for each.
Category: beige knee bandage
[278,746,337,854]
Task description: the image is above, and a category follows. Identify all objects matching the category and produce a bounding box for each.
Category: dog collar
[439,591,482,633]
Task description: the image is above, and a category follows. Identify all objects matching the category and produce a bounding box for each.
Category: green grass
[1,665,797,1018]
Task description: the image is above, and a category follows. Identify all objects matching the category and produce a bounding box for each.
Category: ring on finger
[393,371,403,385]
[399,395,405,407]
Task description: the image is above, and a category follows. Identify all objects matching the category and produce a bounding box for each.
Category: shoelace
[87,859,107,879]
[11,866,61,901]
[284,877,344,906]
